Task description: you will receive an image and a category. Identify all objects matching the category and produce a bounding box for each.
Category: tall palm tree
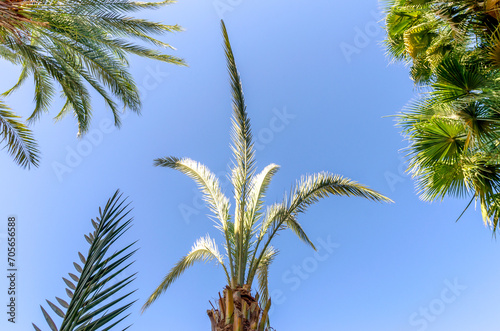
[32,190,138,331]
[0,0,185,168]
[385,1,500,232]
[142,21,392,331]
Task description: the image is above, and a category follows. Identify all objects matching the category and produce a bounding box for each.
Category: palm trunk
[207,285,273,331]
[486,0,500,19]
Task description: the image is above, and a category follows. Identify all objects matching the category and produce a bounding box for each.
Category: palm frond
[0,0,185,136]
[247,172,392,285]
[142,234,230,312]
[256,246,278,308]
[221,20,256,286]
[154,156,231,226]
[0,98,39,168]
[32,190,137,331]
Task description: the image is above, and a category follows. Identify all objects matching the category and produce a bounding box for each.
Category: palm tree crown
[142,21,392,330]
[385,0,500,232]
[0,0,185,168]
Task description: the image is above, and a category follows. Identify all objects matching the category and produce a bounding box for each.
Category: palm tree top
[142,20,391,316]
[0,0,185,168]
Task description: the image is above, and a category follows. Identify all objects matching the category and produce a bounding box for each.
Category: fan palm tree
[0,0,185,168]
[32,190,138,330]
[385,1,500,232]
[142,21,392,331]
[398,51,500,232]
[384,0,500,84]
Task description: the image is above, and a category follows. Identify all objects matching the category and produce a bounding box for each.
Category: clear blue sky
[2,1,500,330]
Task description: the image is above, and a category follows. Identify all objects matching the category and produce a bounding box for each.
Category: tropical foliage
[385,0,500,232]
[32,190,138,331]
[385,0,500,83]
[142,21,392,331]
[0,0,184,168]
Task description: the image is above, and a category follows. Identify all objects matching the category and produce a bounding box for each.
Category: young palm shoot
[32,190,138,331]
[142,21,392,330]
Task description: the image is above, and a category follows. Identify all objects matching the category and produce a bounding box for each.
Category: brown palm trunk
[207,285,273,331]
[486,0,500,19]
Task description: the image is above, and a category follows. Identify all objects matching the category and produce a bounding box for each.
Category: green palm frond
[387,0,500,233]
[221,20,256,286]
[433,55,488,102]
[0,0,185,136]
[32,190,137,331]
[142,234,230,312]
[0,98,39,168]
[247,172,392,285]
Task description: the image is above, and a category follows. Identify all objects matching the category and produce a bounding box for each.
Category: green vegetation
[33,190,138,331]
[0,0,184,168]
[385,0,500,232]
[142,21,392,331]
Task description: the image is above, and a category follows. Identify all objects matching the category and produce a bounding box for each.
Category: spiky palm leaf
[0,97,39,168]
[33,190,138,331]
[143,20,392,330]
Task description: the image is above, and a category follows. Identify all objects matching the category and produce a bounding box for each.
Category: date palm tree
[0,0,185,168]
[142,21,392,331]
[32,190,138,331]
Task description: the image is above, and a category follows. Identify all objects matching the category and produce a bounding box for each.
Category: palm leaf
[221,20,256,286]
[142,234,230,311]
[0,0,185,136]
[32,190,137,331]
[0,98,39,168]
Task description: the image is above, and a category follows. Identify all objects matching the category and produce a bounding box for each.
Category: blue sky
[2,1,500,330]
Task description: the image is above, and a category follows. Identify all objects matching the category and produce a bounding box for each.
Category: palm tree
[0,0,185,168]
[385,1,500,232]
[398,51,500,232]
[384,0,500,84]
[32,190,138,330]
[142,21,392,331]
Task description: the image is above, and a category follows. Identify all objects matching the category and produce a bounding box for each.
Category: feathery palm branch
[143,20,392,330]
[0,0,184,167]
[0,97,39,168]
[32,190,138,331]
